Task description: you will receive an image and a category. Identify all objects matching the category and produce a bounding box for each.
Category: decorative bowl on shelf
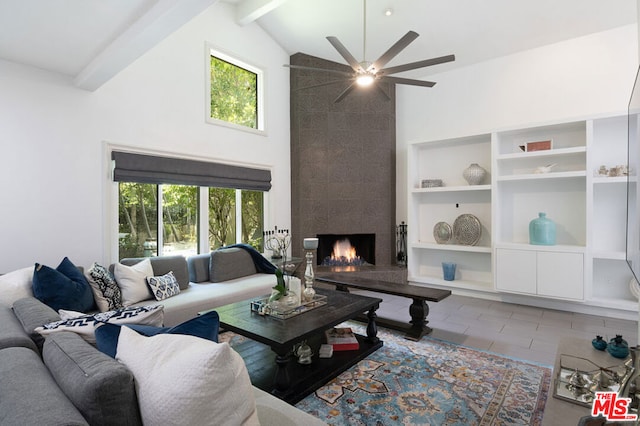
[453,214,481,246]
[433,222,452,244]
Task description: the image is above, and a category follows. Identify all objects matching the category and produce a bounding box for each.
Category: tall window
[118,183,264,259]
[207,46,264,133]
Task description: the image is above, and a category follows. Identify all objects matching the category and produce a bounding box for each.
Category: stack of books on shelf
[324,327,359,351]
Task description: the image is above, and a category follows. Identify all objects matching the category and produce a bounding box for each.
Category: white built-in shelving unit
[407,114,637,317]
[407,134,493,293]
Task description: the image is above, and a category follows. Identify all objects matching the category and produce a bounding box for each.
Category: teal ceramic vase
[529,212,556,245]
[607,335,629,359]
[592,335,607,351]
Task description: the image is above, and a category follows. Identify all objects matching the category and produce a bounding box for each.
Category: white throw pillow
[0,266,34,306]
[35,305,164,344]
[114,259,154,306]
[116,327,259,426]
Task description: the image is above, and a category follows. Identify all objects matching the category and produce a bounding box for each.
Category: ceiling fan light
[356,74,375,87]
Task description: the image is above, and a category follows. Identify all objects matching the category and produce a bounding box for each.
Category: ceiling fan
[286,0,455,103]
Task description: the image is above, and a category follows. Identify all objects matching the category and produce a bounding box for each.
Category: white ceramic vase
[463,163,487,185]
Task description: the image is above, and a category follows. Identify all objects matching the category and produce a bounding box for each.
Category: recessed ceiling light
[384,8,393,16]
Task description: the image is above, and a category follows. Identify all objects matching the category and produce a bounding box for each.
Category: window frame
[205,43,266,135]
[106,144,272,262]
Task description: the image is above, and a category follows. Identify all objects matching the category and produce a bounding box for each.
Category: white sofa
[120,247,278,326]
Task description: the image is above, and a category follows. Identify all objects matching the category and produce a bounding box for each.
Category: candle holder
[302,238,318,302]
[263,226,291,259]
[396,221,407,266]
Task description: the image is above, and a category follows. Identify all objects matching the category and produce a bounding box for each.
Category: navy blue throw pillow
[32,257,95,312]
[95,310,220,358]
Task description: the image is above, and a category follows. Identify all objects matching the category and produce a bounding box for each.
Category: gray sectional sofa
[0,248,326,426]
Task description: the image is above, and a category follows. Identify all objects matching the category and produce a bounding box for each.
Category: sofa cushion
[210,247,258,282]
[116,327,259,426]
[43,332,142,426]
[0,303,37,352]
[113,258,154,306]
[12,296,61,351]
[32,257,95,312]
[95,310,220,358]
[146,271,181,301]
[121,255,190,290]
[0,346,89,425]
[86,262,123,312]
[35,304,164,344]
[187,253,211,283]
[0,266,34,307]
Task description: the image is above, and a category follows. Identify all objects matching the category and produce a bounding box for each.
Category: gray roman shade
[111,151,271,191]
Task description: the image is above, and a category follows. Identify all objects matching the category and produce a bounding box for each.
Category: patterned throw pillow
[146,271,181,301]
[86,263,123,312]
[34,305,164,344]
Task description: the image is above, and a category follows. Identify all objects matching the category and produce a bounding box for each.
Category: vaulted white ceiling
[0,0,636,90]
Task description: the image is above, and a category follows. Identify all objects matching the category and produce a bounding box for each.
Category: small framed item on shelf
[523,139,553,152]
[325,327,359,351]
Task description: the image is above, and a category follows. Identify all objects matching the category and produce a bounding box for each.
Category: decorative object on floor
[291,323,551,425]
[554,353,633,407]
[433,221,452,244]
[264,226,291,259]
[592,335,608,351]
[453,214,482,245]
[607,335,630,359]
[529,212,556,245]
[421,179,443,188]
[303,238,318,302]
[534,163,557,174]
[442,262,456,281]
[396,222,407,266]
[463,163,487,185]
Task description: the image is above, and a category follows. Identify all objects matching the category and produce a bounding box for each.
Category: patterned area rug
[293,323,552,426]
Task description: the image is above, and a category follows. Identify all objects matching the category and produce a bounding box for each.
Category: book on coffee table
[324,327,359,351]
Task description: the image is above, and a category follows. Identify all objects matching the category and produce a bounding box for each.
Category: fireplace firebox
[317,234,375,266]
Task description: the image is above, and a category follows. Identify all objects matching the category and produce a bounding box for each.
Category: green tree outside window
[210,56,257,129]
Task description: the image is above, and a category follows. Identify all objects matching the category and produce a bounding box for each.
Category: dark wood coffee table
[211,287,383,404]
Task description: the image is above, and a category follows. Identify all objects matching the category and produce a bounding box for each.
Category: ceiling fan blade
[326,36,365,72]
[295,79,354,91]
[369,31,419,72]
[381,76,436,87]
[284,64,354,77]
[334,82,357,103]
[380,54,456,76]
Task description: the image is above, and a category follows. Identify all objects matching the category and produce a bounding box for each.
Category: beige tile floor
[351,290,639,366]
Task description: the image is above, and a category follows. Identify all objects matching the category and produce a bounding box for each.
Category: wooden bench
[315,273,451,341]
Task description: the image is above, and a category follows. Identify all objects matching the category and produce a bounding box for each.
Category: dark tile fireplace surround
[289,53,407,283]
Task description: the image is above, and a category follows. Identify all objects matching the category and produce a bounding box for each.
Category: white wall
[396,24,639,222]
[0,3,291,272]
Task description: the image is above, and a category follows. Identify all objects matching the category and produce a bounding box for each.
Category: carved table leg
[365,305,380,344]
[272,349,291,397]
[406,297,432,341]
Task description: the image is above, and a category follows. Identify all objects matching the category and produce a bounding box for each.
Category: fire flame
[331,239,357,261]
